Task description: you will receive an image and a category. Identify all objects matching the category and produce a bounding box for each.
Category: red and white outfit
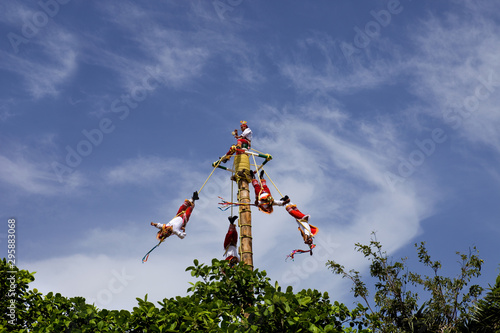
[223,223,239,264]
[224,123,253,159]
[251,178,284,214]
[237,126,252,148]
[153,199,194,240]
[285,203,318,241]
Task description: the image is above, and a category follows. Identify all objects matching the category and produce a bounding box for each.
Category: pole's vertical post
[234,153,253,270]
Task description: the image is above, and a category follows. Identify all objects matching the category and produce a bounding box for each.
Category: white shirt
[296,219,312,237]
[240,127,252,142]
[156,216,186,239]
[224,245,239,259]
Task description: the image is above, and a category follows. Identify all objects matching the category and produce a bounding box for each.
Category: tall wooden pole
[234,153,253,270]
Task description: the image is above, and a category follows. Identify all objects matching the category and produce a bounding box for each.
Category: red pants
[225,141,249,157]
[224,224,238,248]
[237,138,250,148]
[176,200,194,225]
[252,179,271,199]
[286,204,306,220]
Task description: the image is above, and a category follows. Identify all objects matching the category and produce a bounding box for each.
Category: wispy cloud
[0,154,84,195]
[10,0,500,314]
[82,2,212,93]
[103,156,181,186]
[248,104,436,292]
[402,7,500,153]
[24,253,195,311]
[0,1,35,26]
[0,137,85,195]
[0,29,78,98]
[278,31,405,95]
[21,102,437,310]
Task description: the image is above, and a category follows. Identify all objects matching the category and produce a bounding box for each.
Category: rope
[198,156,227,195]
[231,158,235,217]
[251,154,264,198]
[250,148,266,155]
[263,169,283,198]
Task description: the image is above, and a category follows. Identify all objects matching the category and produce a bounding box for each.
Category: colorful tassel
[142,241,162,263]
[286,244,316,261]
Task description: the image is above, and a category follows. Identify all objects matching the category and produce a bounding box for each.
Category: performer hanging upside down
[282,198,319,246]
[251,170,288,214]
[151,191,199,241]
[224,216,240,267]
[220,120,252,163]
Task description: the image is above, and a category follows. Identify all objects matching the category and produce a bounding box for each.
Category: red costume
[221,121,252,163]
[224,216,240,267]
[151,192,198,241]
[285,204,308,221]
[224,217,239,267]
[251,178,284,214]
[284,203,318,245]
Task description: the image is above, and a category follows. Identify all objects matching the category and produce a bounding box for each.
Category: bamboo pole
[234,153,253,270]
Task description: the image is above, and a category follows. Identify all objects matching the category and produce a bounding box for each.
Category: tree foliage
[469,268,500,332]
[326,233,486,332]
[1,258,367,332]
[2,236,499,332]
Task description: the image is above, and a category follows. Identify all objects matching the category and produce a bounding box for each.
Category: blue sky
[1,0,500,310]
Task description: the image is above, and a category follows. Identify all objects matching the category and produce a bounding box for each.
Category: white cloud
[83,2,211,93]
[103,156,180,186]
[0,1,36,26]
[0,135,87,196]
[1,29,78,98]
[24,254,196,311]
[0,0,78,98]
[278,31,405,95]
[241,104,434,292]
[404,7,500,153]
[24,215,224,311]
[0,99,16,122]
[20,101,438,311]
[0,154,84,195]
[15,1,500,314]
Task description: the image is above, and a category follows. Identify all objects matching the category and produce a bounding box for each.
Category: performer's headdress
[240,120,248,128]
[156,225,173,241]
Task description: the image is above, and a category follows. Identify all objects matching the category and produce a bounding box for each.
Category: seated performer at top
[151,191,199,241]
[251,170,288,214]
[221,120,252,163]
[224,216,240,267]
